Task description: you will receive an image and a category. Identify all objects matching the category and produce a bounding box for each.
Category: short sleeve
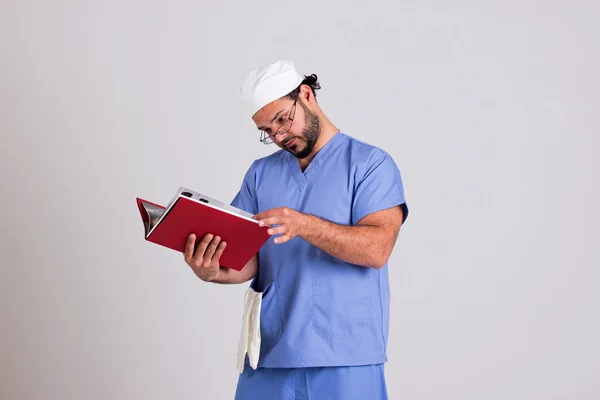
[230,160,259,215]
[351,152,408,225]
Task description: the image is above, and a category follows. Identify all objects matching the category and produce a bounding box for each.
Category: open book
[137,187,270,271]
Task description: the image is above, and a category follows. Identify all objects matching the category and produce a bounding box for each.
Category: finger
[274,234,290,244]
[254,208,281,221]
[203,236,221,262]
[212,241,227,261]
[192,233,214,264]
[259,216,281,227]
[267,225,286,236]
[184,234,196,263]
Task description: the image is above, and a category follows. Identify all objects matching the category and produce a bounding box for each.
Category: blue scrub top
[231,132,408,368]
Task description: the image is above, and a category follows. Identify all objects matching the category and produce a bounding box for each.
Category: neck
[298,116,339,170]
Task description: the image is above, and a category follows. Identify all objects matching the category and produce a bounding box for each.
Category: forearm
[210,255,258,284]
[300,215,393,269]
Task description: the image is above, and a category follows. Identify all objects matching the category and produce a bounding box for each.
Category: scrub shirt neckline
[286,131,346,192]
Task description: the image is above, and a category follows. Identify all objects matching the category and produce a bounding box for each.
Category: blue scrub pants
[234,364,388,400]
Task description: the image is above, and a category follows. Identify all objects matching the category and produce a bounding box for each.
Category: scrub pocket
[251,279,283,346]
[310,276,375,342]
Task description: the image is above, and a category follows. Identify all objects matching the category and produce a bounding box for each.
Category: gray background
[1,0,599,399]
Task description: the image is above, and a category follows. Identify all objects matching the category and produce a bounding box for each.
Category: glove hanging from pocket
[236,287,262,373]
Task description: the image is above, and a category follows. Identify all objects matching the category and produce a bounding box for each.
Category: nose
[273,131,290,145]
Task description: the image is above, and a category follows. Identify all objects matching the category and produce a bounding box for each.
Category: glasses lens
[260,131,271,144]
[261,133,273,144]
[277,119,292,135]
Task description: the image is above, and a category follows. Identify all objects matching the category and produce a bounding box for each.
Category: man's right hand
[184,233,227,282]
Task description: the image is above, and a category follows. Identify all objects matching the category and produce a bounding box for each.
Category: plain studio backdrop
[1,1,599,399]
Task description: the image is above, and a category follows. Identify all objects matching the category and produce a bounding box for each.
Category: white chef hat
[239,60,304,117]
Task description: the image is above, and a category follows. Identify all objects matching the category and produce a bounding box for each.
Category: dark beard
[290,102,320,159]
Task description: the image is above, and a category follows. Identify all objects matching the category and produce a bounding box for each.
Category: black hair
[286,74,321,101]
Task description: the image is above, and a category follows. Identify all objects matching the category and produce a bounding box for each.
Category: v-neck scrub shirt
[231,132,408,368]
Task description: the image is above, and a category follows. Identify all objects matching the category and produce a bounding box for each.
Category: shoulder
[243,149,287,178]
[340,132,398,174]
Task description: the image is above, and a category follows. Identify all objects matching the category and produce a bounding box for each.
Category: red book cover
[136,191,270,271]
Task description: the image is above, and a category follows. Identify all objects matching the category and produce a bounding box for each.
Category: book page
[141,201,166,236]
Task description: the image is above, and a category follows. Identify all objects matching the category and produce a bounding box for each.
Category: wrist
[204,267,225,283]
[298,212,313,238]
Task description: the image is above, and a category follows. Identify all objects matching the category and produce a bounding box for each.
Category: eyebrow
[257,109,285,131]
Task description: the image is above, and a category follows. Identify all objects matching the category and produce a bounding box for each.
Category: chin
[294,148,311,159]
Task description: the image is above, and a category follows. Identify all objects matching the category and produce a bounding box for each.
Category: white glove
[236,287,262,373]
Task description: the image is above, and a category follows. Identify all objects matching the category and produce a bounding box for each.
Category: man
[184,60,408,399]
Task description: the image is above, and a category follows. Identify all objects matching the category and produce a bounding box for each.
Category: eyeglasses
[259,100,297,145]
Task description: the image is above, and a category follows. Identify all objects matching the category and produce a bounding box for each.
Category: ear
[299,84,315,104]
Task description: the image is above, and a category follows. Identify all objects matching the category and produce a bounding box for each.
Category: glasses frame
[259,99,297,145]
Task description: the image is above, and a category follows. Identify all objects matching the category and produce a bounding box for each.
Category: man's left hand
[254,207,309,244]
